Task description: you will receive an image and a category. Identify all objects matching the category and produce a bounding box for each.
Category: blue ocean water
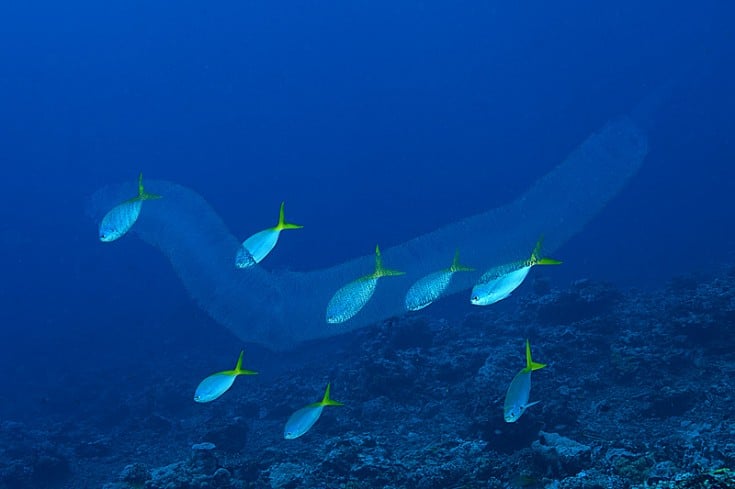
[1,1,734,487]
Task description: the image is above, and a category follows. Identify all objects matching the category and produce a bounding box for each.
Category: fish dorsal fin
[372,244,405,278]
[275,201,303,231]
[320,382,344,407]
[528,235,562,267]
[525,339,546,372]
[449,249,475,273]
[133,172,162,202]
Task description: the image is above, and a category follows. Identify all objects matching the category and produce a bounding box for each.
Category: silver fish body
[235,245,256,269]
[471,265,531,306]
[194,372,237,403]
[405,270,453,311]
[504,369,535,422]
[99,200,143,242]
[242,228,280,264]
[326,277,378,324]
[284,404,325,439]
[504,340,545,422]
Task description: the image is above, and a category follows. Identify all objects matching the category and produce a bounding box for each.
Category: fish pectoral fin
[523,400,541,410]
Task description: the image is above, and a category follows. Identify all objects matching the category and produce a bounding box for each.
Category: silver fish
[99,173,161,242]
[471,237,561,306]
[326,245,404,323]
[405,250,474,311]
[236,202,302,268]
[284,383,343,439]
[194,351,257,403]
[504,339,546,422]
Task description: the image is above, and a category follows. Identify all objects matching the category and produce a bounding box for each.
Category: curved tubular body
[89,117,648,350]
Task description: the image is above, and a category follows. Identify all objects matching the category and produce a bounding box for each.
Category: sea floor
[2,268,735,488]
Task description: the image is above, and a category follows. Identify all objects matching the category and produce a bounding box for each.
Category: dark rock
[523,280,622,324]
[143,413,174,433]
[646,386,698,418]
[531,431,592,477]
[190,442,218,474]
[75,437,112,458]
[203,420,248,452]
[212,467,232,487]
[32,453,70,485]
[119,462,150,485]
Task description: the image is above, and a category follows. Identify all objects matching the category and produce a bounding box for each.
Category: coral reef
[2,269,735,488]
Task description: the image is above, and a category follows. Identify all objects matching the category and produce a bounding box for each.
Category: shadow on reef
[3,268,735,488]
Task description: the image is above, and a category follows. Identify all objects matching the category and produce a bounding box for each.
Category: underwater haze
[1,0,734,488]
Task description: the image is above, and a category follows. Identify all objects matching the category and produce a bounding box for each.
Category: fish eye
[472,296,478,301]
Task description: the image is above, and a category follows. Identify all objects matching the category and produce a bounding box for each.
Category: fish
[236,201,302,268]
[99,173,161,242]
[194,350,258,403]
[326,245,405,323]
[471,237,561,306]
[504,339,546,422]
[284,383,343,439]
[405,249,474,311]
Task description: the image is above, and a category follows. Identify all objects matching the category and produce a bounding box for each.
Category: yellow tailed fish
[236,202,302,268]
[471,237,561,306]
[405,249,474,311]
[99,173,161,242]
[504,339,546,422]
[326,245,404,324]
[284,383,343,439]
[194,351,257,403]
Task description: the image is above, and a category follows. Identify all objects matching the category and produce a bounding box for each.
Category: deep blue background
[0,0,733,417]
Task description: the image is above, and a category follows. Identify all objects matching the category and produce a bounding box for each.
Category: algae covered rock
[532,431,592,477]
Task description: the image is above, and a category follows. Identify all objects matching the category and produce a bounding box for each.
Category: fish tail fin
[234,350,258,376]
[525,339,546,372]
[321,382,344,407]
[373,244,405,278]
[275,201,303,231]
[137,172,162,201]
[449,249,475,272]
[529,235,561,266]
[530,236,545,263]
